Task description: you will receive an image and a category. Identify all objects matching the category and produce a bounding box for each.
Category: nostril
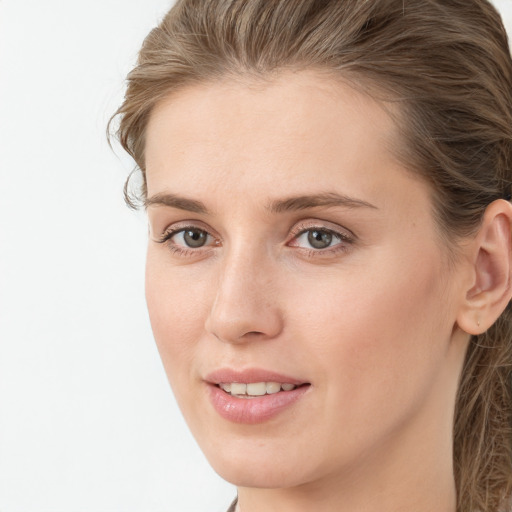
[205,288,284,343]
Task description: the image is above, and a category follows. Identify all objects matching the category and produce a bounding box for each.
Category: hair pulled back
[111,1,512,510]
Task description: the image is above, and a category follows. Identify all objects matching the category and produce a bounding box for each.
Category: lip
[204,368,311,424]
[204,368,307,385]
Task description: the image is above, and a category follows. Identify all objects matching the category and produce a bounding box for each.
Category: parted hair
[110,1,512,510]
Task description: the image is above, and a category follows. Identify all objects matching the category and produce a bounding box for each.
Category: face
[144,72,467,490]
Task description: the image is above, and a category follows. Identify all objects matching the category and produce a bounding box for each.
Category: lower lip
[207,384,310,424]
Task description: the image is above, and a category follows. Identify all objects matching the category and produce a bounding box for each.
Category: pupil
[184,229,207,248]
[308,230,332,249]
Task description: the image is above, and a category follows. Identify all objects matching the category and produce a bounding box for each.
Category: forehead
[144,70,413,212]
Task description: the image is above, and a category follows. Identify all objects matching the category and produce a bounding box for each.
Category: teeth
[230,383,247,395]
[219,381,298,397]
[266,382,281,394]
[247,382,267,396]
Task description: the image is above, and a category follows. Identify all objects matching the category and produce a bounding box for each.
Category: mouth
[205,369,311,423]
[217,381,308,398]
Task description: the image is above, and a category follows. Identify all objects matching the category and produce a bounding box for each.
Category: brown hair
[110,1,512,510]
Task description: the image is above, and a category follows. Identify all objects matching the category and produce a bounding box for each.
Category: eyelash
[288,223,355,257]
[156,223,355,258]
[156,225,218,257]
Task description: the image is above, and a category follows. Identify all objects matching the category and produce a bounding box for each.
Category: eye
[174,228,210,248]
[294,229,341,250]
[157,226,217,252]
[303,230,335,249]
[289,224,354,253]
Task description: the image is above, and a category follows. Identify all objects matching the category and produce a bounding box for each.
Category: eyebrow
[144,193,209,214]
[268,192,378,213]
[144,191,377,214]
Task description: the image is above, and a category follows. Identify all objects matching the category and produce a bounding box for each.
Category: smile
[205,369,311,423]
[218,381,298,397]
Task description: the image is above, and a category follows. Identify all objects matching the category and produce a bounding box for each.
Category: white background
[0,1,511,511]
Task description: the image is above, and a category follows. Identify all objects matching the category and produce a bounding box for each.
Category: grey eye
[307,230,333,249]
[183,229,208,248]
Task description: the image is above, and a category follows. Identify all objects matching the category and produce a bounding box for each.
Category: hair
[110,0,512,510]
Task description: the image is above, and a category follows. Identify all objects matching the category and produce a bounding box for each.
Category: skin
[143,71,509,512]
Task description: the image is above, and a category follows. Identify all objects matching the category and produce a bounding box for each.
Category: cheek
[287,247,452,419]
[145,250,209,386]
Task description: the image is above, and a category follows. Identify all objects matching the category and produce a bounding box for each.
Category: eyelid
[288,219,356,242]
[153,220,218,244]
[157,227,214,247]
[153,222,221,262]
[286,219,357,257]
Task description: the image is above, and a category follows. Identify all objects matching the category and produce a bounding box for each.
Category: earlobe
[457,199,512,335]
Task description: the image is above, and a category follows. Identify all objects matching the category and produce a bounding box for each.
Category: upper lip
[204,368,308,385]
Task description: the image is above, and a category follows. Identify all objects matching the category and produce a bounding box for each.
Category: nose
[204,248,284,344]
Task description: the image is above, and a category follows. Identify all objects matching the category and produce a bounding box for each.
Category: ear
[457,199,512,335]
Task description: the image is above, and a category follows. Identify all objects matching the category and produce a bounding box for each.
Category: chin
[200,438,322,489]
[213,459,308,489]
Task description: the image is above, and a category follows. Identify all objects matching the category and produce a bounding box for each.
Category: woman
[111,1,512,511]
